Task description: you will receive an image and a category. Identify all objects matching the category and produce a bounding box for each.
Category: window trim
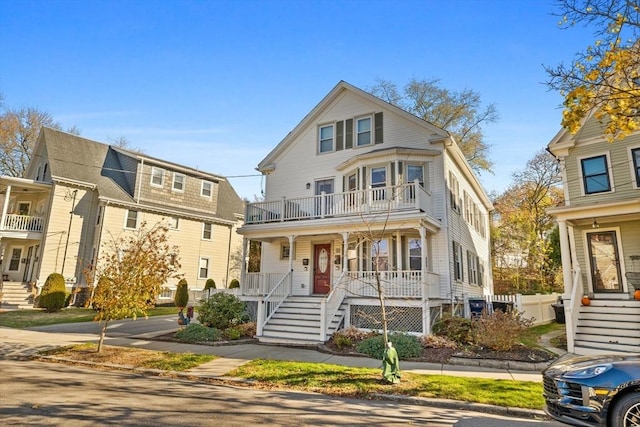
[202,223,212,240]
[280,244,290,260]
[318,124,334,154]
[467,250,478,285]
[151,167,165,187]
[198,257,210,279]
[630,147,640,189]
[201,180,213,198]
[124,210,139,230]
[453,241,463,281]
[172,173,186,193]
[579,153,612,195]
[407,238,422,271]
[355,116,372,147]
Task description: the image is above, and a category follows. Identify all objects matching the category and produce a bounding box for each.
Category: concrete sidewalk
[0,325,565,382]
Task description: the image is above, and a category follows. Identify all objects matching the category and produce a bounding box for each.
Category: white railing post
[257,300,265,336]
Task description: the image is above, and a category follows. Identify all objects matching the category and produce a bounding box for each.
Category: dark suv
[542,354,640,426]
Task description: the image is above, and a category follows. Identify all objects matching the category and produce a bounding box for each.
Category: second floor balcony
[1,214,45,232]
[245,181,431,225]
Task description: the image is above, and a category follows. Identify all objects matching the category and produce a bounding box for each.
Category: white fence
[467,293,561,325]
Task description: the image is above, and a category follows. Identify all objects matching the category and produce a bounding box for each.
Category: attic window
[356,117,371,146]
[173,173,185,192]
[201,180,213,198]
[319,125,334,153]
[151,167,164,187]
[581,155,611,194]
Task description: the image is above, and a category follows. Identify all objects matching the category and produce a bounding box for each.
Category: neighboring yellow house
[548,118,640,355]
[0,127,244,308]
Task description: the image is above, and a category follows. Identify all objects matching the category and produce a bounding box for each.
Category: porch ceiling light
[592,219,599,229]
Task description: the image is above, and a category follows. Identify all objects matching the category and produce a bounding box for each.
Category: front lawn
[0,306,180,328]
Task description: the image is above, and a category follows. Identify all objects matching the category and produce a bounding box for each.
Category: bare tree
[0,106,79,177]
[369,78,498,173]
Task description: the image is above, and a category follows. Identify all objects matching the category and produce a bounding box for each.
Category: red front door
[313,244,331,294]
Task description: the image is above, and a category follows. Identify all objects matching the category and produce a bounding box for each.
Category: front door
[313,244,331,294]
[587,231,623,293]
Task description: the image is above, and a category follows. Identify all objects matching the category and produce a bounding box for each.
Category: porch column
[395,231,402,271]
[240,237,248,290]
[1,185,11,229]
[557,220,573,296]
[341,232,349,273]
[419,225,430,335]
[288,235,296,272]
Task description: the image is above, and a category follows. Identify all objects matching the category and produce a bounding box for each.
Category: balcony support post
[1,185,11,229]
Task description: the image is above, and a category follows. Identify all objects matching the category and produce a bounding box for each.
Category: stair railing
[256,270,292,336]
[565,266,582,353]
[319,271,348,341]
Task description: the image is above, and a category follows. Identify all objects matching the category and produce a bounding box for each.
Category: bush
[174,323,221,343]
[228,279,240,289]
[432,315,473,344]
[224,327,242,340]
[356,333,423,360]
[197,292,246,329]
[420,334,458,349]
[39,273,67,312]
[472,310,533,351]
[174,279,189,308]
[204,278,216,291]
[331,326,376,349]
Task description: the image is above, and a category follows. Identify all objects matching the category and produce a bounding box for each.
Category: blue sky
[0,0,593,200]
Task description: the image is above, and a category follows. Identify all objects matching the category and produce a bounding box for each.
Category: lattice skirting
[349,303,424,334]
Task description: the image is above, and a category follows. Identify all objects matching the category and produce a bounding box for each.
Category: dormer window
[151,167,165,187]
[319,125,334,153]
[356,117,371,147]
[172,173,185,192]
[201,180,213,198]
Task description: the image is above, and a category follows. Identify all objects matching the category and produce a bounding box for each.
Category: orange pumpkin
[581,295,591,306]
[634,289,640,301]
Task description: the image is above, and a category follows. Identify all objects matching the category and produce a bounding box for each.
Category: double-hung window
[408,238,422,271]
[581,155,611,194]
[202,223,212,240]
[356,117,371,146]
[280,244,290,260]
[151,167,164,187]
[173,173,185,192]
[125,210,139,229]
[467,251,478,285]
[201,180,212,198]
[632,148,640,188]
[371,167,386,200]
[453,241,463,281]
[198,257,210,279]
[371,239,389,271]
[319,125,334,153]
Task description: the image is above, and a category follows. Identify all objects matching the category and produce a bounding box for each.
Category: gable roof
[37,127,244,223]
[257,80,450,171]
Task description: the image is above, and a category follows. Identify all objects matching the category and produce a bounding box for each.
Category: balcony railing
[2,214,44,232]
[245,181,431,225]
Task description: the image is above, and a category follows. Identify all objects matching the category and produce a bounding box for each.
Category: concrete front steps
[1,281,34,309]
[574,299,640,355]
[259,296,345,344]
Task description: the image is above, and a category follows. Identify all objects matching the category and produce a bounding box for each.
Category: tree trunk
[97,320,109,353]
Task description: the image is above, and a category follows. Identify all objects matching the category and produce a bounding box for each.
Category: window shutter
[390,162,395,186]
[374,112,383,144]
[361,166,366,188]
[345,119,353,149]
[336,121,344,151]
[398,161,403,183]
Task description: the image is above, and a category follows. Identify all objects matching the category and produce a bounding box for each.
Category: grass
[519,322,565,348]
[230,359,545,409]
[41,342,215,371]
[0,306,180,328]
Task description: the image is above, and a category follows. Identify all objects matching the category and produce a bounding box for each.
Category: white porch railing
[256,271,292,336]
[242,272,289,296]
[2,214,44,232]
[245,181,431,225]
[345,270,438,298]
[320,271,348,341]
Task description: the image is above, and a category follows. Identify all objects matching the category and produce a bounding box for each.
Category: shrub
[197,292,246,329]
[174,279,189,308]
[472,310,533,351]
[420,334,458,349]
[224,327,242,340]
[174,323,221,343]
[39,273,67,312]
[233,321,256,337]
[356,333,423,360]
[228,279,240,289]
[331,326,376,349]
[203,278,216,291]
[432,315,473,344]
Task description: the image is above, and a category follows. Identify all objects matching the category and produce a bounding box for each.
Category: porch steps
[0,281,34,309]
[574,299,640,355]
[259,296,345,344]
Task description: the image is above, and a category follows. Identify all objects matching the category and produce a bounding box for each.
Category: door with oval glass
[313,244,331,294]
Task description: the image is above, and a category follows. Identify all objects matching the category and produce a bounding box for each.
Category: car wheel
[610,392,640,427]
